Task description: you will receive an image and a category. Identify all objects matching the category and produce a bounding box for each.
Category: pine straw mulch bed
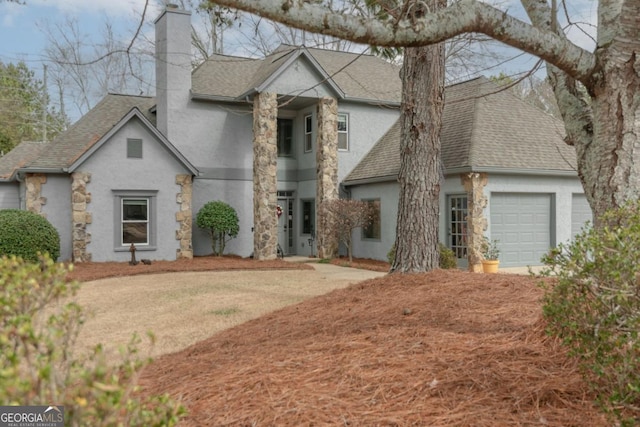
[66,255,313,282]
[138,269,608,426]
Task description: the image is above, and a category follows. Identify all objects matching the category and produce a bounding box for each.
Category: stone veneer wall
[71,172,92,262]
[25,173,47,216]
[252,92,278,260]
[462,172,488,272]
[316,97,339,259]
[175,174,193,259]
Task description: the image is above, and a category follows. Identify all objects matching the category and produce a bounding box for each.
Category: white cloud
[29,0,162,19]
[0,2,27,27]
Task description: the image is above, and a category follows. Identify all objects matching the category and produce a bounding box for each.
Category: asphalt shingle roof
[192,45,402,103]
[27,94,155,170]
[345,77,575,184]
[0,141,50,180]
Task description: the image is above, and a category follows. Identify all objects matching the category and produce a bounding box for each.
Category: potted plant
[481,237,500,273]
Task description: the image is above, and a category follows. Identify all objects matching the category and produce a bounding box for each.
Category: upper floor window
[304,114,313,152]
[277,118,293,157]
[337,113,348,151]
[127,138,143,158]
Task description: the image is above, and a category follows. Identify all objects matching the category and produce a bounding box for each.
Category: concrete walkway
[283,255,543,276]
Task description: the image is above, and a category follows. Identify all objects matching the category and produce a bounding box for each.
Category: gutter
[343,166,578,187]
[191,91,252,104]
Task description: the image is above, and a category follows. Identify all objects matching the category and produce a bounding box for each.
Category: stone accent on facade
[462,172,488,272]
[252,92,278,260]
[71,172,92,262]
[175,174,194,259]
[25,174,47,216]
[316,97,339,259]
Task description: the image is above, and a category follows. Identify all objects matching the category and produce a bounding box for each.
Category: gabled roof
[192,45,401,104]
[68,107,198,175]
[344,77,575,185]
[0,93,197,178]
[27,94,156,170]
[0,141,50,181]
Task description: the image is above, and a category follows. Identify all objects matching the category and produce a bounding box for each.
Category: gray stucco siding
[192,178,254,257]
[78,118,192,262]
[266,56,337,100]
[172,102,254,171]
[336,103,399,182]
[40,175,72,261]
[349,181,399,261]
[0,183,19,209]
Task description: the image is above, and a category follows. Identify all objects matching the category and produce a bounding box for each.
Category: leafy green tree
[0,61,68,154]
[196,201,240,256]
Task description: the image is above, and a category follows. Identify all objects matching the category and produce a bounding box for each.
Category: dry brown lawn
[68,257,384,359]
[68,257,608,426]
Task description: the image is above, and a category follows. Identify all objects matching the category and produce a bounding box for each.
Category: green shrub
[439,244,458,269]
[196,201,240,256]
[0,254,185,426]
[0,209,60,262]
[540,201,640,424]
[387,242,458,269]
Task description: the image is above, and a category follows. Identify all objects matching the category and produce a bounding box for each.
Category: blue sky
[0,0,160,74]
[0,0,597,123]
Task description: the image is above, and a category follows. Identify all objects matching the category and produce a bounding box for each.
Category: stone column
[252,92,278,260]
[316,97,339,259]
[175,174,193,259]
[71,172,92,262]
[462,172,488,272]
[25,174,47,216]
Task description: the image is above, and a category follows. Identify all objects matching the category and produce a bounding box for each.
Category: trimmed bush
[540,201,640,424]
[196,201,240,256]
[0,254,185,425]
[0,209,60,262]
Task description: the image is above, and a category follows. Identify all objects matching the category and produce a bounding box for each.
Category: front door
[447,195,468,268]
[277,194,294,255]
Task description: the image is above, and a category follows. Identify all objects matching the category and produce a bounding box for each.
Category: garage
[490,193,553,267]
[571,193,593,239]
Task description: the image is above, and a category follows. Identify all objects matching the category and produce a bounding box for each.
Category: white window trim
[338,113,349,151]
[304,114,313,153]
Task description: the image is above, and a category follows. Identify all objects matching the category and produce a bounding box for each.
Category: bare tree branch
[210,0,595,81]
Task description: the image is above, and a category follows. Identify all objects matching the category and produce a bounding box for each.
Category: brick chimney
[154,4,192,140]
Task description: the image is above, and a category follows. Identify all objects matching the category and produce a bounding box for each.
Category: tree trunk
[391,41,445,273]
[581,58,640,224]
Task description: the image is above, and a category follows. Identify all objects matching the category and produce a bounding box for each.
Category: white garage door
[571,193,593,239]
[490,193,552,267]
